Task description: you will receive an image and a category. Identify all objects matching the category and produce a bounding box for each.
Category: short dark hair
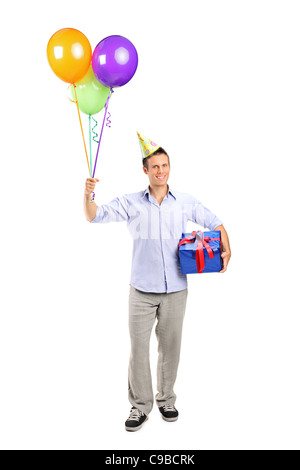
[142,147,170,170]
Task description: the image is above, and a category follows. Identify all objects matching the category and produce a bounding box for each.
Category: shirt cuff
[207,218,223,231]
[90,205,101,223]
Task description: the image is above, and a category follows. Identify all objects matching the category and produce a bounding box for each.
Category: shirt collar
[142,185,176,200]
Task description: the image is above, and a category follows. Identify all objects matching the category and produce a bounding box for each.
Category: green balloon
[71,65,110,115]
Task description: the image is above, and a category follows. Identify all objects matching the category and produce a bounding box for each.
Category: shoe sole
[161,416,178,422]
[125,416,148,432]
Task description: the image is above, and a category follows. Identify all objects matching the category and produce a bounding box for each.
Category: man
[83,132,231,432]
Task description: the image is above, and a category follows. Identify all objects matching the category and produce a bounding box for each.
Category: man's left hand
[220,250,231,273]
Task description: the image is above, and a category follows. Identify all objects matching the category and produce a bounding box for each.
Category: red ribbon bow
[178,231,220,273]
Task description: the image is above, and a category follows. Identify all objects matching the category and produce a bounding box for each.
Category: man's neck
[149,184,169,205]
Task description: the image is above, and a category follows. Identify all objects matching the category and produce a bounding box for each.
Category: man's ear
[142,166,148,175]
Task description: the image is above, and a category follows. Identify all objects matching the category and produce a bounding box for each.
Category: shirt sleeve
[90,195,129,224]
[190,198,223,230]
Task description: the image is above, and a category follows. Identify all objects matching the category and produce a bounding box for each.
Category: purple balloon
[92,35,138,88]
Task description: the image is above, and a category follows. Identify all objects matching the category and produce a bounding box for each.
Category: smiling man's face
[142,153,170,187]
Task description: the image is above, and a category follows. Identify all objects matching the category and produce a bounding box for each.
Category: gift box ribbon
[178,231,221,273]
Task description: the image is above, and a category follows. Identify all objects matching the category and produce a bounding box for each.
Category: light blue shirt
[91,186,223,293]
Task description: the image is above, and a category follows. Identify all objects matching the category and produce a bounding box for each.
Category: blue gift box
[178,230,222,274]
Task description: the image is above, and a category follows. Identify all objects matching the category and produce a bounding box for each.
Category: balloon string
[73,84,90,176]
[88,115,93,177]
[106,112,112,128]
[90,118,98,202]
[88,117,95,202]
[92,88,113,178]
[92,117,99,143]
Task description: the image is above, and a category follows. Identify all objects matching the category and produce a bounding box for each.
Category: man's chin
[154,177,168,185]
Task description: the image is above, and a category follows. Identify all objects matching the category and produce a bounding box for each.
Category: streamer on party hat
[137,132,160,158]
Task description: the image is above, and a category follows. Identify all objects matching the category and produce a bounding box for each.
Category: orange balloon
[47,28,92,83]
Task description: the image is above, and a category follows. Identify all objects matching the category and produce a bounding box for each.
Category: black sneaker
[159,404,179,422]
[125,407,148,432]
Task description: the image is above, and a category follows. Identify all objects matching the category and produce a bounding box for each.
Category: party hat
[137,132,160,158]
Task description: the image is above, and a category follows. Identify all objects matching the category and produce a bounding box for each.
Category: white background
[0,0,299,450]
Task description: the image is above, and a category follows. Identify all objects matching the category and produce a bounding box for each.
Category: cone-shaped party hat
[137,132,160,158]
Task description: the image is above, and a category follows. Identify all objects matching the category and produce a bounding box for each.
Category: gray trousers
[128,285,188,416]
